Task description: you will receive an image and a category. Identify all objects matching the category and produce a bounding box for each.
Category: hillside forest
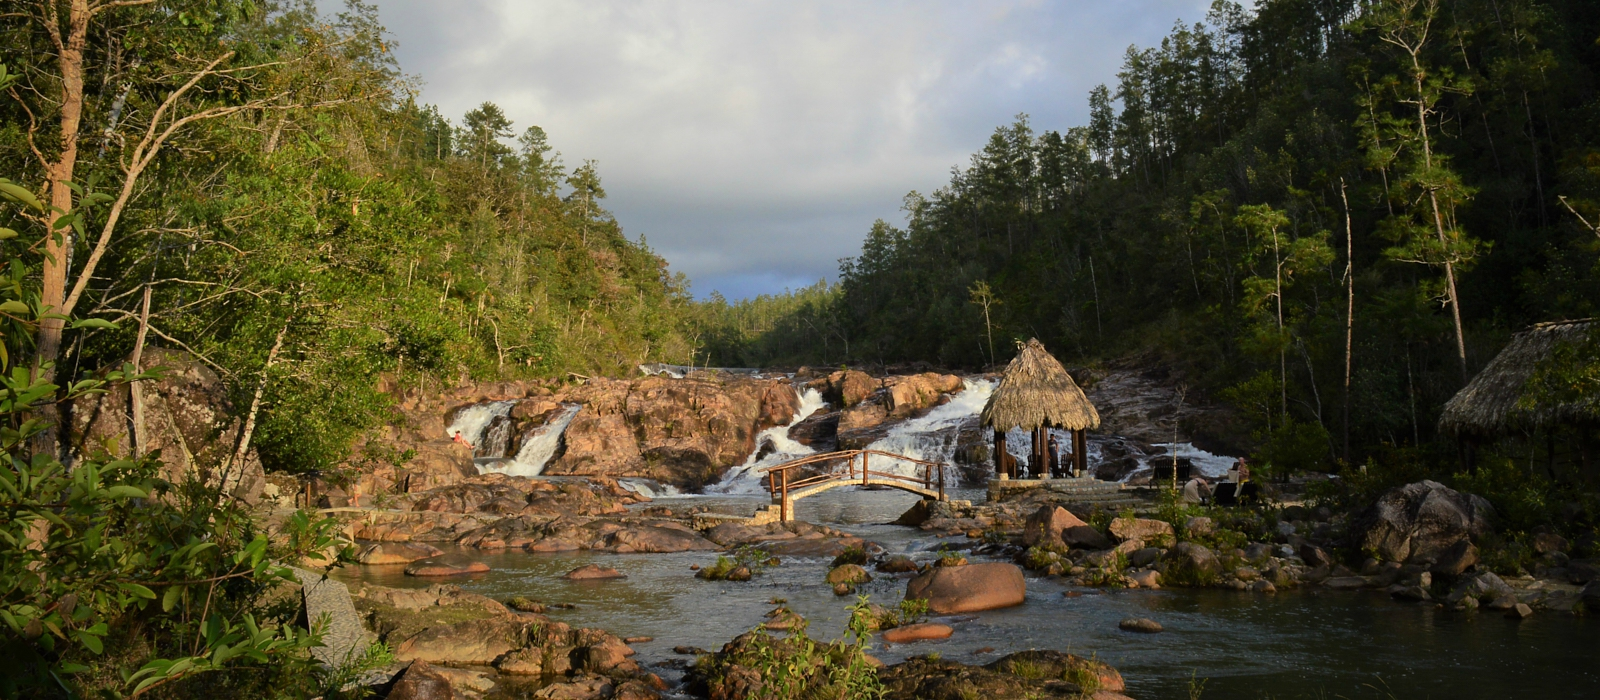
[697,0,1600,475]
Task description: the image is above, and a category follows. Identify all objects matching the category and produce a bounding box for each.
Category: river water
[337,487,1599,700]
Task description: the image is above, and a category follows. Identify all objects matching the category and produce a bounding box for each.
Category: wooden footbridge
[760,449,947,522]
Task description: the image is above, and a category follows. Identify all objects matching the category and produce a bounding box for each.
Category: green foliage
[896,597,929,626]
[698,546,773,581]
[0,172,355,698]
[704,598,885,700]
[830,545,868,568]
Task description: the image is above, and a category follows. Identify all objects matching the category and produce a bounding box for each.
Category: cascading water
[862,379,994,484]
[480,404,583,478]
[1143,442,1236,479]
[445,401,517,456]
[710,387,827,494]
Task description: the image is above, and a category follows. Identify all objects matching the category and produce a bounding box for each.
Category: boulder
[1430,539,1478,577]
[1446,571,1516,604]
[877,555,920,573]
[1163,542,1221,582]
[1118,617,1163,633]
[1532,532,1569,555]
[1184,516,1215,537]
[1109,517,1174,544]
[1129,570,1161,589]
[386,660,456,700]
[358,542,444,566]
[405,559,491,577]
[1299,544,1333,568]
[826,564,872,586]
[563,564,625,581]
[533,677,613,700]
[1568,559,1600,584]
[882,623,954,644]
[1127,547,1164,568]
[905,562,1026,614]
[394,616,533,665]
[1354,480,1494,564]
[1023,506,1089,547]
[1061,524,1113,549]
[886,373,963,416]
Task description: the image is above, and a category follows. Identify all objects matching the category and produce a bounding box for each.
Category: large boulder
[358,542,443,566]
[1109,517,1174,544]
[385,660,456,700]
[886,373,963,417]
[69,348,267,503]
[1163,542,1222,583]
[905,563,1026,614]
[393,616,535,665]
[1023,506,1087,547]
[1354,481,1494,564]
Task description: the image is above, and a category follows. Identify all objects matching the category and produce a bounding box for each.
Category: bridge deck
[759,449,948,522]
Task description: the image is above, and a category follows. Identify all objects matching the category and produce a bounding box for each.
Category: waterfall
[709,387,827,494]
[480,404,583,478]
[862,378,994,484]
[445,400,516,456]
[480,415,513,458]
[1144,442,1237,480]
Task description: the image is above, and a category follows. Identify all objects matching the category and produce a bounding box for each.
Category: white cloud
[366,0,1215,299]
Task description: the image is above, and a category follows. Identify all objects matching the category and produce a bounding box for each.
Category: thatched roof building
[1439,319,1599,437]
[981,338,1100,431]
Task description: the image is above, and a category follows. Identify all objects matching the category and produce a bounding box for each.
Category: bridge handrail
[757,448,942,475]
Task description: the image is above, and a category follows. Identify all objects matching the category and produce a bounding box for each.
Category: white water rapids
[709,388,828,494]
[445,401,516,451]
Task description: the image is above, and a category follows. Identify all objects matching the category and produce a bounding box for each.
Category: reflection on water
[336,488,1600,699]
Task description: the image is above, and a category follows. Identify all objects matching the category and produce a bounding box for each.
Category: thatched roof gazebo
[1440,319,1597,477]
[981,338,1100,479]
[1441,319,1598,437]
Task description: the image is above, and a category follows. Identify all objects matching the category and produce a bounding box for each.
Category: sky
[362,1,1218,300]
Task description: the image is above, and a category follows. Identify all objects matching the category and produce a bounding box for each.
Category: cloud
[366,0,1215,298]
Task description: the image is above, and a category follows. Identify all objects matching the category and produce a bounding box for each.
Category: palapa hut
[1439,319,1598,477]
[981,338,1100,479]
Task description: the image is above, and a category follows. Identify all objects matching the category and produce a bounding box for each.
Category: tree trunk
[221,321,289,499]
[1340,179,1355,463]
[129,285,153,454]
[36,0,94,456]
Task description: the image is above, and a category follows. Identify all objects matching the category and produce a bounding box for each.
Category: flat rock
[1109,517,1173,543]
[564,564,625,580]
[1118,617,1163,633]
[882,623,954,643]
[406,559,491,577]
[292,567,369,667]
[358,542,444,565]
[386,660,456,700]
[905,562,1026,614]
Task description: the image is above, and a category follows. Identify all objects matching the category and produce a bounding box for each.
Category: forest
[698,0,1600,472]
[0,0,699,476]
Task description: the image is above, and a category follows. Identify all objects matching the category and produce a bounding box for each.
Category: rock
[564,564,625,580]
[725,566,753,582]
[579,642,639,675]
[826,564,872,586]
[358,542,445,566]
[1250,580,1277,594]
[405,559,491,577]
[886,373,964,416]
[1118,617,1163,633]
[758,536,877,558]
[1354,480,1494,564]
[1127,547,1163,568]
[1109,517,1174,544]
[394,616,534,665]
[1582,580,1600,606]
[1061,524,1113,549]
[1389,584,1430,601]
[1447,572,1516,604]
[1129,569,1161,589]
[493,647,544,675]
[1322,576,1370,590]
[1430,539,1479,577]
[826,370,877,408]
[905,562,1027,614]
[1567,559,1600,584]
[431,667,495,696]
[882,623,954,643]
[292,568,369,668]
[1243,543,1275,563]
[1023,506,1088,547]
[1163,542,1222,582]
[1508,603,1534,619]
[386,660,456,700]
[533,677,613,700]
[1299,544,1333,568]
[1486,595,1517,611]
[606,525,719,553]
[1234,566,1260,582]
[1184,516,1215,537]
[68,348,268,503]
[1532,532,1569,555]
[877,555,920,573]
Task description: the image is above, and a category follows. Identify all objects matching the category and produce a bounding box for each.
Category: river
[336,487,1599,700]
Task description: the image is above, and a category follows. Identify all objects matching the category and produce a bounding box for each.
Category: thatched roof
[1439,319,1599,437]
[981,338,1100,431]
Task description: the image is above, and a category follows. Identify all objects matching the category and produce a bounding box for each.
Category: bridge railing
[758,449,946,521]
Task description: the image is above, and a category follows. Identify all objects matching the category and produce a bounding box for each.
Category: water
[446,401,517,454]
[1146,442,1237,479]
[336,487,1600,699]
[864,379,991,483]
[480,404,582,478]
[710,388,827,494]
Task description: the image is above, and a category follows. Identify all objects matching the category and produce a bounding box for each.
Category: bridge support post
[862,452,869,486]
[780,469,789,522]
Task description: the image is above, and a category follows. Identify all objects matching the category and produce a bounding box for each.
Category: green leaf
[75,630,104,654]
[0,300,29,315]
[0,182,42,212]
[162,585,183,613]
[105,485,148,499]
[0,228,16,240]
[69,318,118,330]
[118,583,157,600]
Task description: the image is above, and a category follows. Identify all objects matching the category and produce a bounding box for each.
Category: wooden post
[938,462,945,501]
[1074,430,1088,477]
[994,429,1007,479]
[781,469,789,522]
[862,452,870,486]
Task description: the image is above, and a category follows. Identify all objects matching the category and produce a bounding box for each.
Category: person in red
[452,430,473,449]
